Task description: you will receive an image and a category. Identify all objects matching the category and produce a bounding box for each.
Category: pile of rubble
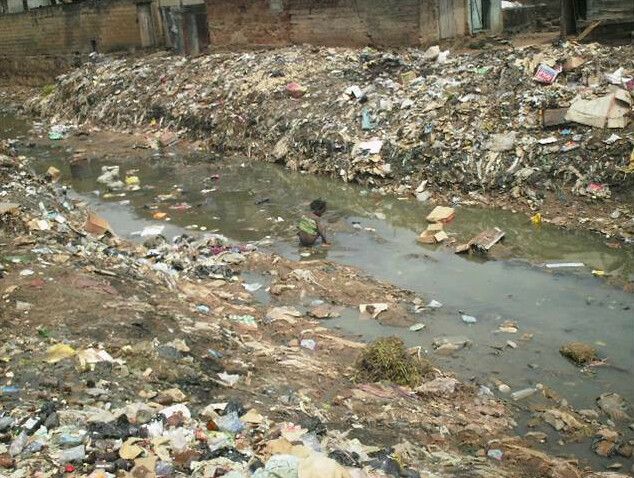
[31,42,634,204]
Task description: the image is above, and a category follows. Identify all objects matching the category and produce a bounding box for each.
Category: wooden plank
[577,20,602,41]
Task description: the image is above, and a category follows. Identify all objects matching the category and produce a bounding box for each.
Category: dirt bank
[1,133,631,475]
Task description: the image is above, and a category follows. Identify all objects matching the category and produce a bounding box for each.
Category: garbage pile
[2,142,633,477]
[31,42,634,201]
[0,150,254,290]
[0,151,515,478]
[142,233,255,281]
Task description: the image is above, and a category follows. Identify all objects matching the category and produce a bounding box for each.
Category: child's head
[310,199,327,216]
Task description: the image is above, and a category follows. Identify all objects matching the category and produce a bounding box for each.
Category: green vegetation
[355,336,432,387]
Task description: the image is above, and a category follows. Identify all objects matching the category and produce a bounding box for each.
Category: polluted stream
[4,114,634,468]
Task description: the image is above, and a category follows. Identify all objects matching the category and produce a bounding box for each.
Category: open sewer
[4,114,634,468]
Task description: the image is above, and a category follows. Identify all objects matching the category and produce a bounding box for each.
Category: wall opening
[470,0,491,32]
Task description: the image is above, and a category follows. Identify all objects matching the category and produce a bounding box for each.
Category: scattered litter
[227,314,258,329]
[511,388,537,401]
[487,449,504,461]
[244,282,263,292]
[486,131,517,152]
[534,64,561,84]
[217,372,241,387]
[465,227,505,253]
[354,139,383,155]
[137,225,165,237]
[358,303,389,320]
[196,304,211,314]
[530,213,542,225]
[566,90,632,129]
[286,82,307,98]
[545,262,585,269]
[44,343,76,363]
[538,136,557,145]
[83,212,112,236]
[300,339,317,351]
[48,124,71,140]
[604,133,621,144]
[427,299,443,309]
[0,202,20,215]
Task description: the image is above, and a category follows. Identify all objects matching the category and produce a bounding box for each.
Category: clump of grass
[560,342,597,365]
[355,336,431,387]
[41,84,56,96]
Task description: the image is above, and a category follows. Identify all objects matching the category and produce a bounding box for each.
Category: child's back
[297,199,328,246]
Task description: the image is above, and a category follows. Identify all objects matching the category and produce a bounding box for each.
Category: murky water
[4,114,634,468]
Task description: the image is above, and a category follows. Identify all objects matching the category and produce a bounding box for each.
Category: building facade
[0,0,504,59]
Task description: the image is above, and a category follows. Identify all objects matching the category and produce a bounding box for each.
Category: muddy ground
[1,123,632,477]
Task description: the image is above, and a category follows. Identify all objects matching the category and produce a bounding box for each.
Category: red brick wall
[0,0,142,56]
[289,0,421,47]
[207,0,290,46]
[206,0,433,48]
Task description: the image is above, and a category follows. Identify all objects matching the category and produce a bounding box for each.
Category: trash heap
[2,142,633,476]
[31,42,634,201]
[143,233,255,281]
[0,150,513,478]
[0,147,255,290]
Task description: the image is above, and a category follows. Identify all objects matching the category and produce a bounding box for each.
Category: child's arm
[317,221,329,244]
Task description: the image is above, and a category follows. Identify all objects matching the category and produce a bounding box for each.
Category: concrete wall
[587,0,634,20]
[0,54,80,83]
[0,0,142,56]
[511,0,634,23]
[419,0,439,43]
[511,0,559,20]
[0,0,507,62]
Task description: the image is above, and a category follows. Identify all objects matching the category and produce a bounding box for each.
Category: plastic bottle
[511,388,537,401]
[58,444,86,463]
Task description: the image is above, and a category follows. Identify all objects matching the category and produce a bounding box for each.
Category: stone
[617,443,633,458]
[426,206,455,224]
[542,409,583,431]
